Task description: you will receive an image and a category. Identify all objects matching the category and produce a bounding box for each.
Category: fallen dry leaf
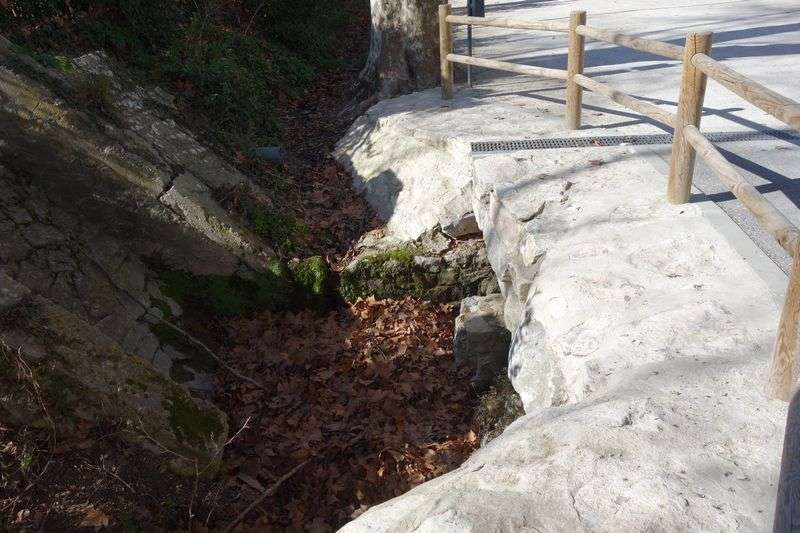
[77,505,110,529]
[219,297,477,529]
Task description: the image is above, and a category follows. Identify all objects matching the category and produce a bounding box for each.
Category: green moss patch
[166,390,225,448]
[291,256,334,310]
[154,256,333,319]
[339,246,427,302]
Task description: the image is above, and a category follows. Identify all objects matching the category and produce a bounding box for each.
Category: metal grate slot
[471,129,800,153]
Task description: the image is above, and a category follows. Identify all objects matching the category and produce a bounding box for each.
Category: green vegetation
[156,261,295,318]
[71,73,118,121]
[167,390,225,447]
[339,246,426,302]
[250,205,307,256]
[292,256,334,309]
[154,255,333,319]
[159,21,313,148]
[474,372,525,444]
[214,182,307,256]
[29,51,74,74]
[0,0,361,152]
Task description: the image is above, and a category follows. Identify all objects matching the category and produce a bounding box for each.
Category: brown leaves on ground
[279,32,378,264]
[298,161,379,263]
[219,297,478,530]
[77,505,110,529]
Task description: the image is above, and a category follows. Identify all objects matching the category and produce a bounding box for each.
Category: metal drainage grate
[471,129,800,153]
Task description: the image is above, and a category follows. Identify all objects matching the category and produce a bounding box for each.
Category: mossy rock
[474,371,524,445]
[340,246,422,302]
[0,274,228,474]
[339,226,504,304]
[154,256,334,318]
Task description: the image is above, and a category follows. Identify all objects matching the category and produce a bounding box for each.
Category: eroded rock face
[0,43,282,390]
[0,45,273,265]
[341,228,498,303]
[0,274,228,474]
[453,294,510,391]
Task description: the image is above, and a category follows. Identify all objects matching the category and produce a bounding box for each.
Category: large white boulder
[342,141,788,532]
[335,91,475,240]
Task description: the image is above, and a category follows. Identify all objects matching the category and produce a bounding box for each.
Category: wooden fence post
[773,253,800,530]
[439,3,454,100]
[565,10,587,130]
[667,31,713,204]
[770,246,800,401]
[773,383,800,532]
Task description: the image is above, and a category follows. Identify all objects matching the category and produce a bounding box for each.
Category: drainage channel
[471,129,800,153]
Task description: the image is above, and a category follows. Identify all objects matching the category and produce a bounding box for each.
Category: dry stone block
[454,294,510,391]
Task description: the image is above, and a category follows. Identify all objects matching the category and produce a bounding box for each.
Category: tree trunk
[358,0,441,100]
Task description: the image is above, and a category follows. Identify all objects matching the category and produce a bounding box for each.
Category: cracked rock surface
[0,43,272,393]
[0,273,227,473]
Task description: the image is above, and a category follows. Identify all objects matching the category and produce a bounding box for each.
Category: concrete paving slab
[448,0,800,276]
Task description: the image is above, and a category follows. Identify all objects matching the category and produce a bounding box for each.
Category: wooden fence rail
[692,53,800,130]
[446,14,569,33]
[437,6,800,527]
[683,125,800,257]
[447,53,568,80]
[575,25,684,60]
[572,74,677,127]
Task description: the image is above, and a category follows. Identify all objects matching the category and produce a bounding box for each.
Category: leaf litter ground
[219,297,478,530]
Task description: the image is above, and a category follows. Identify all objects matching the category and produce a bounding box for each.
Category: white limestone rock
[341,144,787,533]
[335,92,474,241]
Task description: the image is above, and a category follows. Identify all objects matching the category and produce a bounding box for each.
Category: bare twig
[222,458,312,533]
[188,416,251,526]
[75,248,264,390]
[188,461,200,525]
[136,419,195,464]
[224,416,252,447]
[244,0,268,35]
[147,315,265,390]
[1,459,53,514]
[84,459,135,494]
[0,339,56,446]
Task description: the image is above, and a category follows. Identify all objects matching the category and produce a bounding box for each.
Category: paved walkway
[451,0,800,274]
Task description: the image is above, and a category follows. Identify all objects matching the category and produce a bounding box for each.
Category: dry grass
[474,371,525,444]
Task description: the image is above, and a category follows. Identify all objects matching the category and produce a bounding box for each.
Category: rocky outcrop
[340,227,498,303]
[0,274,227,474]
[0,42,283,390]
[338,89,788,531]
[334,91,475,241]
[453,294,510,391]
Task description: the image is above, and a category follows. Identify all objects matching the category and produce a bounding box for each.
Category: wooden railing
[438,5,800,526]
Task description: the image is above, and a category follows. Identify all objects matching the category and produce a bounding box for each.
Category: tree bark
[358,0,441,100]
